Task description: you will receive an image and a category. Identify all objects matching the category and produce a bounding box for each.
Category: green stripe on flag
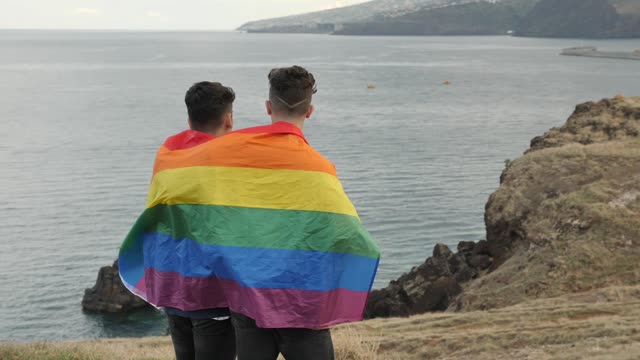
[120,204,379,259]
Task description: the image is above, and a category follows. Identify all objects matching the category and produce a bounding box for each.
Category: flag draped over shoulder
[118,122,380,329]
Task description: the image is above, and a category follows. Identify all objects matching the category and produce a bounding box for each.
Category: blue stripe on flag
[135,232,378,292]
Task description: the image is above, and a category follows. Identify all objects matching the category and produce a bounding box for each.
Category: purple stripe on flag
[142,268,369,328]
[145,268,228,310]
[221,278,369,329]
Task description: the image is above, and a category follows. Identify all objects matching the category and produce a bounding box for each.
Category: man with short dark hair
[184,81,235,137]
[229,66,359,360]
[162,81,236,360]
[265,66,317,125]
[120,81,236,360]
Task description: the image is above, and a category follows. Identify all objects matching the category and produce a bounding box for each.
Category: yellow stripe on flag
[147,166,359,218]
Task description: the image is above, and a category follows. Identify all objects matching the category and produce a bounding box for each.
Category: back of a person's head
[268,66,317,118]
[185,82,235,131]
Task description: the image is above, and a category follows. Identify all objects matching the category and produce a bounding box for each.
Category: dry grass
[0,326,381,360]
[3,286,640,359]
[362,285,640,359]
[0,337,175,360]
[332,325,380,360]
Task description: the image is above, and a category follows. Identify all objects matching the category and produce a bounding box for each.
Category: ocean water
[1,31,639,341]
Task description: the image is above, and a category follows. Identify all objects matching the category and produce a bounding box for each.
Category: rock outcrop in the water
[368,96,640,318]
[82,260,149,313]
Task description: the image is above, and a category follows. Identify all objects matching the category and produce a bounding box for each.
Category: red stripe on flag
[163,130,215,151]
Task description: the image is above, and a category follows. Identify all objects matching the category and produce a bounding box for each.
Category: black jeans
[168,315,236,360]
[231,312,334,360]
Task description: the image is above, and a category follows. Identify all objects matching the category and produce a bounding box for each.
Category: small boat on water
[561,46,640,61]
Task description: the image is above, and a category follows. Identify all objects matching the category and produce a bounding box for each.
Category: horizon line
[0,28,240,32]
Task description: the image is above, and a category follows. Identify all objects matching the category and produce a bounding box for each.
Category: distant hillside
[333,1,520,36]
[515,0,640,38]
[238,0,640,38]
[237,0,481,33]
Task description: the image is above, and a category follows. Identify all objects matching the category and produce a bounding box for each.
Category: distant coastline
[238,0,640,39]
[561,46,640,61]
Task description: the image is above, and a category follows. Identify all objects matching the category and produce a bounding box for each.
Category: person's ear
[266,100,273,116]
[305,105,315,119]
[225,112,234,132]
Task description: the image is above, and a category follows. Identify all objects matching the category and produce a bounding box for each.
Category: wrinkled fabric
[119,123,380,329]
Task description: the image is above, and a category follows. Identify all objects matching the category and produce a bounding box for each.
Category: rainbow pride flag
[118,122,380,329]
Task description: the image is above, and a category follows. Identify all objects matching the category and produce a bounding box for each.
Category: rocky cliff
[367,96,640,318]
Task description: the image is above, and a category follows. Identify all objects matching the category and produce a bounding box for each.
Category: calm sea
[1,31,639,341]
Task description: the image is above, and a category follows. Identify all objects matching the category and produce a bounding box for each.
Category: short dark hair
[268,66,317,117]
[185,82,235,130]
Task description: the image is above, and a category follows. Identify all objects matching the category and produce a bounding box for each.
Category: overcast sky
[0,0,370,30]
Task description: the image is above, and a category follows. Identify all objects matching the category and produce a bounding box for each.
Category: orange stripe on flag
[152,132,337,177]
